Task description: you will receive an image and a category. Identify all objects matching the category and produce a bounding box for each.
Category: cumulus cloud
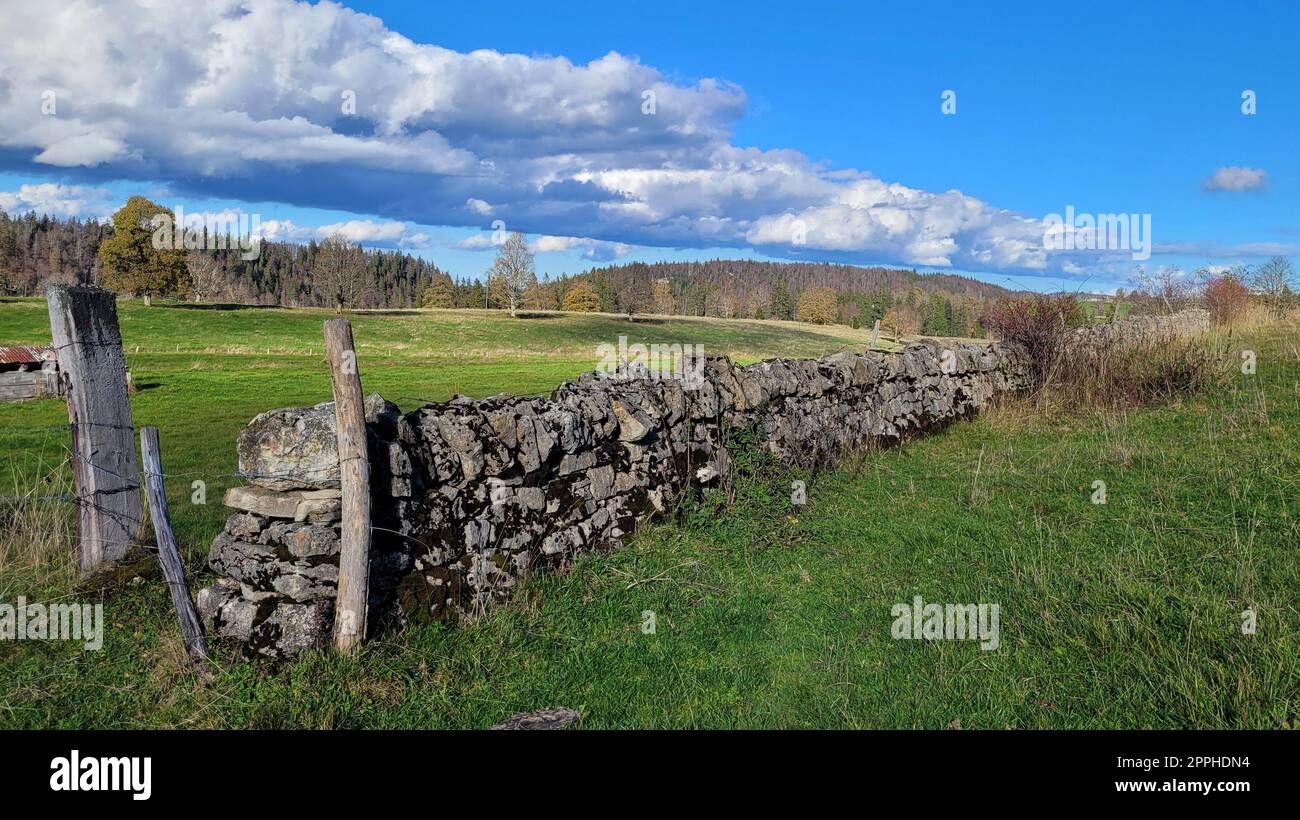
[256,216,428,248]
[529,235,635,261]
[1202,166,1267,192]
[0,0,1125,275]
[0,182,114,219]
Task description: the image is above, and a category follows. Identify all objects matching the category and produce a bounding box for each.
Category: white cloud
[254,216,428,248]
[0,183,114,219]
[1202,166,1267,192]
[0,0,1166,276]
[454,234,498,251]
[529,235,635,260]
[316,219,429,247]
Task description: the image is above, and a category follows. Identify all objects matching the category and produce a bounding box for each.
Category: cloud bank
[0,0,1243,275]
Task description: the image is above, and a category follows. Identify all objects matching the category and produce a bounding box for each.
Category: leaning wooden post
[324,318,371,653]
[140,426,210,673]
[46,284,143,570]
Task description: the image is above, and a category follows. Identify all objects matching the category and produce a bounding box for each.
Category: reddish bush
[1202,274,1251,326]
[981,294,1078,383]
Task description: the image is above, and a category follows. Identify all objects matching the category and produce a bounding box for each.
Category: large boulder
[238,393,399,490]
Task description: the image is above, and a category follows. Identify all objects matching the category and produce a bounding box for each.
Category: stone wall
[197,341,1034,658]
[1068,308,1211,352]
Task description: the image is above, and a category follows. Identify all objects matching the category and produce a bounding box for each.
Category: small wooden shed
[0,345,64,401]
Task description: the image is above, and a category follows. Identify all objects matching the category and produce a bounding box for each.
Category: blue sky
[0,0,1295,292]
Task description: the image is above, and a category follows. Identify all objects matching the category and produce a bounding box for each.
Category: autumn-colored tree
[98,196,187,305]
[419,271,455,308]
[651,278,675,315]
[882,307,900,339]
[796,286,838,324]
[523,278,556,310]
[561,280,602,312]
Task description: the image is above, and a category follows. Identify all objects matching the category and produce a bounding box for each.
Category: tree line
[3,197,1012,334]
[0,197,446,309]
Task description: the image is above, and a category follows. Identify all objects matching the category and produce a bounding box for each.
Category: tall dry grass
[1048,323,1232,413]
[0,448,78,597]
[985,294,1236,415]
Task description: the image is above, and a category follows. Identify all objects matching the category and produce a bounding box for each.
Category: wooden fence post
[324,318,371,653]
[869,319,881,352]
[140,426,210,673]
[46,284,142,570]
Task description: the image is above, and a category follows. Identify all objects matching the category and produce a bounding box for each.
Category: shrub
[981,294,1078,384]
[1203,274,1251,326]
[1056,327,1229,412]
[985,294,1227,412]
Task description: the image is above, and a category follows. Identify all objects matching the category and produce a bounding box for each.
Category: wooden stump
[46,284,142,570]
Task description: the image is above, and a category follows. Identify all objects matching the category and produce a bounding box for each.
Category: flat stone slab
[224,485,343,522]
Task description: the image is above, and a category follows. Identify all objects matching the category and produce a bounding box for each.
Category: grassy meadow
[0,296,1296,728]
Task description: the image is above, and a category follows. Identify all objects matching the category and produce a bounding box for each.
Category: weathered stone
[491,707,580,730]
[223,485,342,521]
[283,524,341,558]
[238,393,400,491]
[612,398,654,442]
[588,465,615,500]
[249,600,333,658]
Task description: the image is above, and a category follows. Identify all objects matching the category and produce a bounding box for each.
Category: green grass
[0,297,1296,728]
[0,297,888,564]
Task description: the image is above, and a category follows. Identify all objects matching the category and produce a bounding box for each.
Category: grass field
[1,297,1296,728]
[0,297,889,565]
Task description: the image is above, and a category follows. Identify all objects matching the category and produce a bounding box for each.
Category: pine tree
[770,277,795,320]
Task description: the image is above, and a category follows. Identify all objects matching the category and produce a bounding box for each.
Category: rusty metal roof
[0,345,57,366]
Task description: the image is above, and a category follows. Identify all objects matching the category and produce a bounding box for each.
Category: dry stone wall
[197,341,1033,658]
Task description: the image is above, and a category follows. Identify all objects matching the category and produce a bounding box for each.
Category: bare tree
[621,279,649,320]
[1250,255,1297,317]
[313,234,373,312]
[186,252,224,302]
[1131,264,1191,313]
[486,232,536,318]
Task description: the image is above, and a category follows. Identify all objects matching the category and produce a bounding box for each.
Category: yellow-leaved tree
[97,196,187,306]
[561,281,602,312]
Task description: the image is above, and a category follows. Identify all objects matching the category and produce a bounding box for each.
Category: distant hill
[575,258,1013,304]
[526,259,1017,336]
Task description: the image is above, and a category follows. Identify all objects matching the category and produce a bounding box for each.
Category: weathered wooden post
[324,318,371,653]
[46,284,142,570]
[869,319,881,351]
[140,426,210,673]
